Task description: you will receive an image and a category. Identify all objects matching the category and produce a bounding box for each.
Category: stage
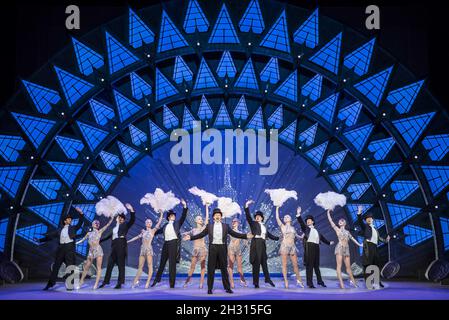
[1,277,448,300]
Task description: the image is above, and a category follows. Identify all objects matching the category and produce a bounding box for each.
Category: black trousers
[250,239,271,286]
[207,244,231,291]
[154,240,178,287]
[305,242,324,286]
[104,238,127,285]
[47,243,76,287]
[363,242,381,278]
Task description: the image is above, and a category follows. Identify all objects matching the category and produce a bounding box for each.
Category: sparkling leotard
[334,228,353,257]
[191,227,207,258]
[139,229,154,256]
[279,224,298,256]
[87,229,103,259]
[228,229,244,256]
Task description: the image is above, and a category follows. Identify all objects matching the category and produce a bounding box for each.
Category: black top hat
[212,208,223,216]
[63,213,73,222]
[305,215,315,223]
[118,213,126,219]
[254,211,264,221]
[166,210,176,221]
[364,212,374,220]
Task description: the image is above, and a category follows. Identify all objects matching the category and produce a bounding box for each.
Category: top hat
[117,212,126,219]
[254,211,264,221]
[212,208,223,216]
[63,213,73,222]
[305,215,315,223]
[166,210,176,221]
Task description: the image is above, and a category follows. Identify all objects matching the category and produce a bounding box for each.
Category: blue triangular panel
[76,241,88,256]
[233,95,249,121]
[197,95,214,120]
[216,51,237,78]
[309,33,342,74]
[11,113,56,148]
[246,107,264,130]
[239,0,264,34]
[369,162,402,188]
[129,124,147,146]
[149,120,168,146]
[305,141,328,166]
[267,105,283,129]
[214,102,233,127]
[194,58,219,90]
[440,217,449,251]
[387,203,421,228]
[0,219,6,251]
[392,112,435,148]
[55,136,84,159]
[30,179,62,200]
[260,57,280,84]
[0,135,26,162]
[346,203,373,222]
[17,223,48,244]
[354,67,393,106]
[48,161,82,187]
[343,39,375,76]
[72,38,104,76]
[390,180,419,201]
[301,74,322,102]
[343,123,374,153]
[274,70,297,101]
[173,56,193,84]
[260,10,290,53]
[92,170,117,191]
[158,11,189,52]
[182,107,197,130]
[155,69,179,101]
[77,121,108,151]
[386,80,424,114]
[403,225,432,247]
[99,151,121,170]
[0,166,27,198]
[184,0,209,33]
[130,73,152,100]
[89,99,115,126]
[209,5,240,44]
[337,101,362,127]
[113,90,142,123]
[422,134,449,161]
[72,204,96,222]
[54,66,94,107]
[279,120,297,145]
[163,105,179,129]
[118,142,140,165]
[293,9,319,48]
[421,165,449,197]
[129,8,155,48]
[28,203,64,227]
[105,32,139,74]
[311,92,339,124]
[347,183,371,200]
[298,123,318,146]
[234,58,259,90]
[328,170,354,191]
[78,183,99,200]
[367,137,395,160]
[22,80,61,114]
[326,150,348,170]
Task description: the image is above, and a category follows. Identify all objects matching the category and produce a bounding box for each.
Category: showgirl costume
[138,229,155,257]
[279,224,300,256]
[334,228,354,257]
[87,229,103,259]
[189,227,208,259]
[228,228,244,256]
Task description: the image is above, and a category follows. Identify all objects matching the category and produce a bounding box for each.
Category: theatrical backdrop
[0,0,449,281]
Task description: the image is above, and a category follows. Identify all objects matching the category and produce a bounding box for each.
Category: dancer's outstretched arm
[275,206,283,227]
[349,234,363,247]
[179,199,188,227]
[76,233,89,245]
[204,203,210,226]
[296,207,307,233]
[326,210,339,233]
[73,207,84,235]
[153,210,164,231]
[356,206,366,232]
[267,231,280,241]
[244,200,254,224]
[229,228,252,240]
[128,230,143,244]
[99,216,115,234]
[185,226,208,240]
[125,203,136,229]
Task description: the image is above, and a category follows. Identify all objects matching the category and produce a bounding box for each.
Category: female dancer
[327,209,363,289]
[227,218,248,288]
[76,216,114,289]
[183,203,210,288]
[128,210,164,288]
[275,206,305,289]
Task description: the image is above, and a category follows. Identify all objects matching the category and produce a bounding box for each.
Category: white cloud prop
[188,187,218,205]
[217,197,241,218]
[140,188,180,213]
[264,188,298,207]
[314,191,347,211]
[95,196,127,218]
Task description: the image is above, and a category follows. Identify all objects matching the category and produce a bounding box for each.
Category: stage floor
[1,277,448,300]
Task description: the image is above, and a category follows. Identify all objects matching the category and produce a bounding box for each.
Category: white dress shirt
[212,222,223,244]
[307,226,320,244]
[255,222,267,240]
[164,221,178,241]
[60,225,72,244]
[112,223,119,240]
[368,225,378,245]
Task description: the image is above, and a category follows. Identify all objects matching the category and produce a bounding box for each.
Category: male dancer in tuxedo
[184,208,252,294]
[99,203,136,289]
[296,207,333,288]
[356,206,390,288]
[40,207,84,290]
[151,199,187,288]
[244,200,279,288]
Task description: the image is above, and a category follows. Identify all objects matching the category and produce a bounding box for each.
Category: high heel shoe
[199,283,203,289]
[183,280,191,288]
[284,280,289,289]
[145,282,150,289]
[240,279,247,287]
[132,281,140,288]
[296,280,304,288]
[93,284,99,290]
[349,280,358,288]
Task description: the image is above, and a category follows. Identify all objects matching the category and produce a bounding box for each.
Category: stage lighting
[196,42,200,46]
[185,89,189,92]
[414,155,419,159]
[100,78,105,82]
[248,42,252,46]
[146,54,151,58]
[147,103,151,107]
[343,78,347,83]
[60,112,65,116]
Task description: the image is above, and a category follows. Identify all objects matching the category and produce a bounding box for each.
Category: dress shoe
[207,289,213,294]
[98,282,108,289]
[43,284,52,291]
[114,284,122,289]
[318,283,327,288]
[265,279,275,287]
[225,289,234,294]
[151,280,159,287]
[254,284,260,288]
[308,285,316,289]
[379,282,385,288]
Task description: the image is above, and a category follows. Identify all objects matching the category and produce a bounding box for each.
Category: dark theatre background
[0,0,449,283]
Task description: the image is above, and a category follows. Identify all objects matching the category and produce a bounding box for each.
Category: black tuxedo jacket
[102,211,136,242]
[155,207,188,240]
[244,207,279,240]
[297,215,330,245]
[190,222,247,245]
[357,214,386,243]
[39,218,84,243]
